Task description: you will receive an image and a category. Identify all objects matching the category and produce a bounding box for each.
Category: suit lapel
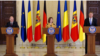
[92,18,94,25]
[87,18,90,26]
[10,22,14,27]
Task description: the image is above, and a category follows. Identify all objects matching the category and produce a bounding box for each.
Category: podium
[84,26,100,56]
[1,27,19,56]
[43,28,59,56]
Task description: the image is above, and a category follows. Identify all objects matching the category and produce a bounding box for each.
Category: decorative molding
[89,1,98,4]
[4,7,14,14]
[4,17,9,19]
[89,7,98,14]
[4,0,14,3]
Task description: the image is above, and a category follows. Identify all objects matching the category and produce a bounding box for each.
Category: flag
[27,0,33,42]
[62,0,69,42]
[21,0,27,42]
[79,0,85,42]
[34,0,41,42]
[71,0,79,42]
[43,0,47,43]
[56,0,62,42]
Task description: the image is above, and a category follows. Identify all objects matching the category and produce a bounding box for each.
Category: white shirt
[10,22,13,25]
[89,17,93,24]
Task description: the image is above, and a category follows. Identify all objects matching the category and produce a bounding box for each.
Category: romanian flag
[43,0,47,43]
[62,0,69,42]
[71,0,79,42]
[27,0,33,42]
[21,0,27,42]
[56,0,62,42]
[79,0,85,42]
[34,0,41,42]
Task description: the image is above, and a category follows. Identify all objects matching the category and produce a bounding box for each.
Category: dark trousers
[85,35,87,54]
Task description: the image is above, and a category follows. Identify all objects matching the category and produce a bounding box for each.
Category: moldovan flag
[71,0,79,42]
[27,0,33,42]
[21,0,27,42]
[79,1,85,42]
[34,0,41,42]
[62,0,69,42]
[56,0,62,42]
[43,0,47,43]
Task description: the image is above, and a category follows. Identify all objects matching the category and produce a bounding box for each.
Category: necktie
[11,23,13,26]
[90,18,92,25]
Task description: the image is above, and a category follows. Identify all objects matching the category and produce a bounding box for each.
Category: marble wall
[16,0,87,48]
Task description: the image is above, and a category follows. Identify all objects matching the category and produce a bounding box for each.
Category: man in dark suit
[5,16,19,39]
[5,16,19,27]
[84,12,97,54]
[5,16,19,54]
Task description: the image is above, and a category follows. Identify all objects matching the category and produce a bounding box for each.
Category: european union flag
[56,0,62,42]
[73,0,77,12]
[21,0,27,42]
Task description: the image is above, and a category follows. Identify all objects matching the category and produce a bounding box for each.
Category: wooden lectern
[1,27,19,56]
[84,26,100,56]
[43,28,59,56]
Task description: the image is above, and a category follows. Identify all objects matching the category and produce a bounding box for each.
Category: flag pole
[34,44,39,49]
[56,42,61,49]
[80,41,85,48]
[71,42,76,49]
[64,42,69,48]
[27,43,32,49]
[43,42,47,48]
[20,42,25,49]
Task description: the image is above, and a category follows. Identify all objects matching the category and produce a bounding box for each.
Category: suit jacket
[84,18,97,26]
[5,21,19,37]
[46,23,56,28]
[5,21,19,27]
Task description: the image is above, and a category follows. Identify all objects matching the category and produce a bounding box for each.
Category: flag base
[34,46,39,49]
[27,46,32,49]
[64,46,69,48]
[56,46,61,49]
[71,46,76,49]
[80,46,85,49]
[43,46,47,49]
[20,46,25,49]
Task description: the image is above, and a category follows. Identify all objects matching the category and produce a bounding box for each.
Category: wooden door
[0,1,16,45]
[0,2,3,44]
[87,1,100,45]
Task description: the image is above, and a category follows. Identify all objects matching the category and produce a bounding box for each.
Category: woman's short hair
[48,17,53,23]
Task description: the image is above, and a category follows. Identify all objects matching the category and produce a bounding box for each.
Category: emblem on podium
[89,26,96,33]
[48,27,55,35]
[6,27,14,35]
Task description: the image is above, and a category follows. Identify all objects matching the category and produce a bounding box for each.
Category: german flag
[71,0,79,42]
[34,0,41,42]
[27,0,33,42]
[43,0,47,43]
[62,0,69,42]
[79,0,85,42]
